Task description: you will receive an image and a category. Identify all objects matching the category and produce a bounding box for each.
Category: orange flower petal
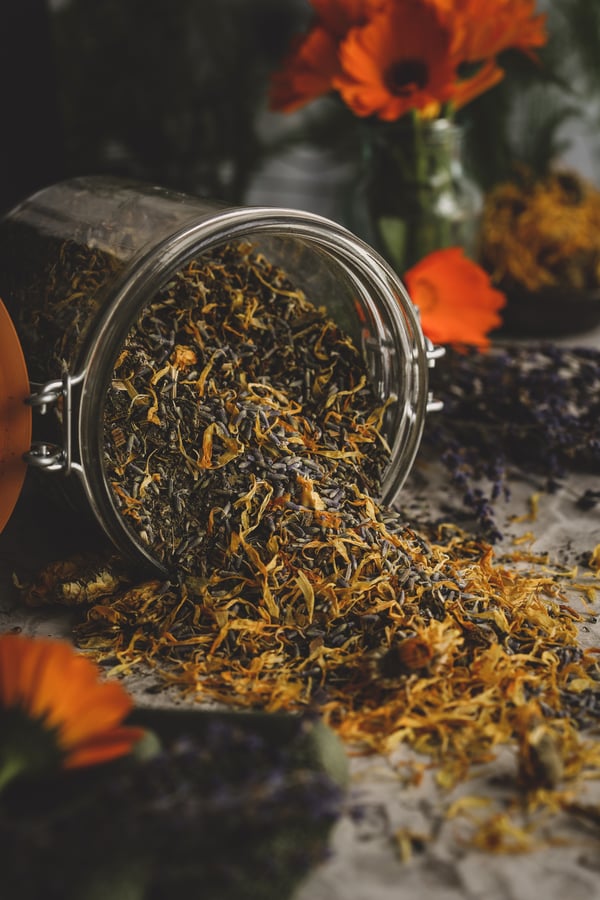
[26,642,97,724]
[452,59,505,111]
[56,682,134,747]
[0,633,24,706]
[312,0,385,36]
[447,0,547,61]
[63,726,146,769]
[0,634,141,770]
[15,637,74,716]
[404,247,506,348]
[269,26,342,112]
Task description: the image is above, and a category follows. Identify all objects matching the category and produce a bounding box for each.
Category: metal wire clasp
[425,341,445,413]
[23,371,85,475]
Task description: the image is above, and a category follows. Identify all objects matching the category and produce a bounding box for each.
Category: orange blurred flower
[439,0,547,62]
[269,26,341,114]
[269,0,547,118]
[0,633,143,787]
[269,0,382,113]
[434,0,547,109]
[333,1,455,120]
[404,248,506,348]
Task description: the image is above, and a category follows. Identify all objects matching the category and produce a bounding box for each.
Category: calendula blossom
[0,633,144,790]
[333,0,455,120]
[404,248,506,348]
[269,0,547,118]
[269,0,377,112]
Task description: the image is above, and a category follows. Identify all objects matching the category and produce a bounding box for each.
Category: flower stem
[0,753,27,793]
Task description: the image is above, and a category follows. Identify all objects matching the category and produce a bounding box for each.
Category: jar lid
[0,298,31,532]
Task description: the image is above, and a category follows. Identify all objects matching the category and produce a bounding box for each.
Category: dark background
[1,3,599,227]
[0,0,310,214]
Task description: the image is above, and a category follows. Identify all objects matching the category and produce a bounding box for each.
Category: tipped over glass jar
[0,176,443,575]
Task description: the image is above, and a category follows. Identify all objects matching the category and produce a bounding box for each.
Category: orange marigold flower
[434,0,547,108]
[270,0,547,117]
[0,633,143,786]
[269,26,341,113]
[441,0,547,63]
[333,2,456,120]
[269,0,384,112]
[404,248,506,348]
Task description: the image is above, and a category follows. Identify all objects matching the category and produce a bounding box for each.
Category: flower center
[0,707,63,790]
[385,60,429,96]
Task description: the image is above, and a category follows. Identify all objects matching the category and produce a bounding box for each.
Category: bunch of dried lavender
[421,343,600,539]
[1,712,344,900]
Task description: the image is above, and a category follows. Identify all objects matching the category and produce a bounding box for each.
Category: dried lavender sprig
[420,343,600,539]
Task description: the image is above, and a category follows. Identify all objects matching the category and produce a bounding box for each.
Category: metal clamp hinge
[425,340,445,413]
[23,371,85,475]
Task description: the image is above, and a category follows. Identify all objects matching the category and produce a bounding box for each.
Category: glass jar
[0,176,443,575]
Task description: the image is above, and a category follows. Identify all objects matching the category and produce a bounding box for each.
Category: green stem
[0,753,27,793]
[412,115,429,264]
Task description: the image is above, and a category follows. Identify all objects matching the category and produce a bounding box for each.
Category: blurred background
[1,0,599,220]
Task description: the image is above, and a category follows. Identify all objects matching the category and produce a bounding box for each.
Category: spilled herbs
[103,241,390,575]
[12,237,600,852]
[422,343,600,539]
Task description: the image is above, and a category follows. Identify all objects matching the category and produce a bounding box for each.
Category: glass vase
[364,117,481,274]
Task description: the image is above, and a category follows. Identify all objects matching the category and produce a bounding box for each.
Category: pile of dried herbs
[480,170,600,293]
[103,241,390,575]
[18,238,600,848]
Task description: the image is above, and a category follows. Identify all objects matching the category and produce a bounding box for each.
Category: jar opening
[75,213,428,574]
[0,178,431,575]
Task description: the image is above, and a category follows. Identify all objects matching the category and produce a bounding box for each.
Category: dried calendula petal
[23,555,132,607]
[171,345,198,369]
[517,722,565,789]
[588,544,600,572]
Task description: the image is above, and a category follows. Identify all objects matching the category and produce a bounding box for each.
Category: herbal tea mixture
[19,240,600,848]
[103,241,390,575]
[0,230,124,383]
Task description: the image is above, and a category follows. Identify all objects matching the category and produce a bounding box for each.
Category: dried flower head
[404,247,506,348]
[480,170,600,292]
[0,634,143,789]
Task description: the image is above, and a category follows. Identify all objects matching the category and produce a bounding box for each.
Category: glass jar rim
[72,205,430,573]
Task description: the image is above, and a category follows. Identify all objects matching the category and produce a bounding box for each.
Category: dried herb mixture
[19,240,600,849]
[480,170,600,293]
[103,241,390,575]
